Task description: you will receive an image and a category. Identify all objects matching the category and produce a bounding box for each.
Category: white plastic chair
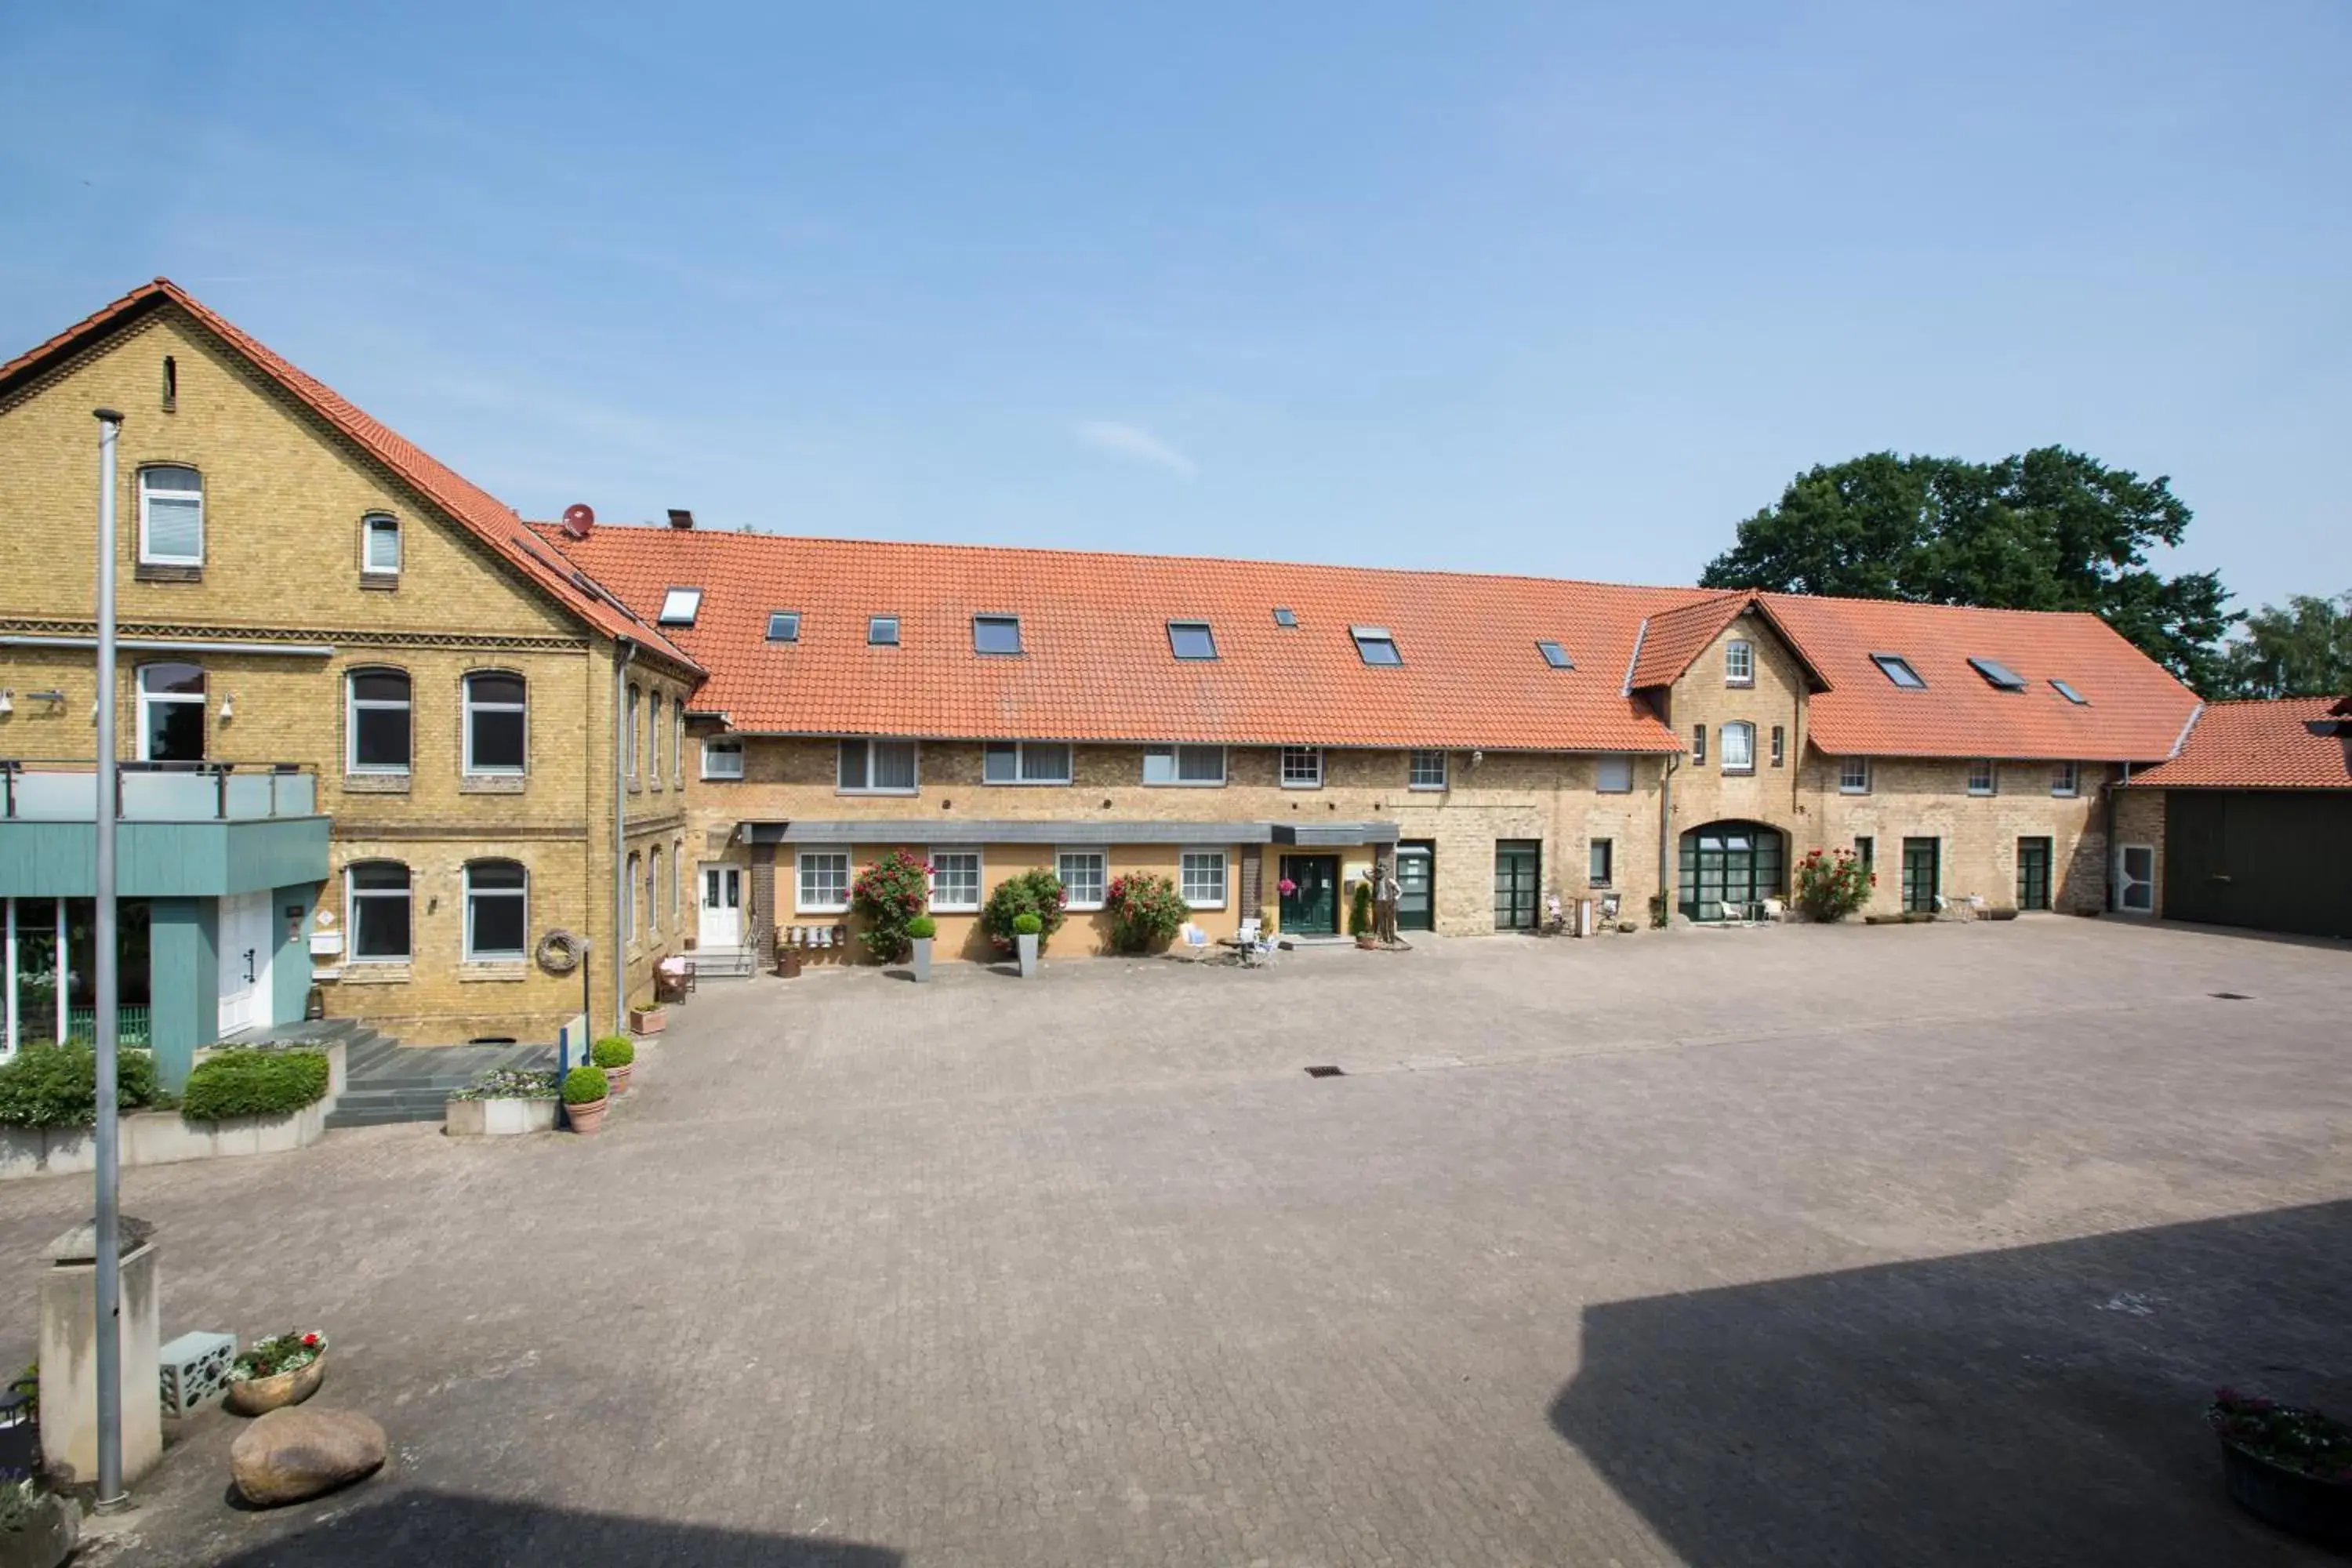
[1235,917,1272,967]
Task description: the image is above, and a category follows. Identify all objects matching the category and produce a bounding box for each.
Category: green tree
[2224,591,2352,698]
[1700,448,2237,693]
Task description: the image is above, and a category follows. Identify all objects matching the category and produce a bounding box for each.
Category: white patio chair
[1235,917,1272,967]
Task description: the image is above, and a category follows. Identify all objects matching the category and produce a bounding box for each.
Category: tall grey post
[91,408,127,1509]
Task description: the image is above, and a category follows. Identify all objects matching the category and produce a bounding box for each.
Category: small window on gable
[765,612,800,642]
[2051,679,2089,706]
[974,615,1022,655]
[1272,608,1297,628]
[1871,653,1927,689]
[1537,640,1573,670]
[363,514,401,575]
[161,355,177,412]
[659,588,702,626]
[137,465,204,566]
[1968,656,2027,691]
[869,615,899,645]
[1351,626,1402,666]
[1167,621,1218,660]
[1726,639,1755,686]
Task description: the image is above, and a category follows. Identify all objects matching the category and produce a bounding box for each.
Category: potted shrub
[1793,848,1874,922]
[563,1065,611,1135]
[1106,872,1188,954]
[906,914,937,982]
[0,1475,77,1568]
[2209,1388,2352,1550]
[224,1330,328,1416]
[591,1036,636,1095]
[851,849,931,964]
[1012,911,1044,978]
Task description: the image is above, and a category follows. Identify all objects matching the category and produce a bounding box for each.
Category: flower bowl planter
[2221,1439,2352,1550]
[1016,932,1040,978]
[226,1354,325,1417]
[909,937,932,982]
[629,1007,667,1035]
[566,1096,610,1135]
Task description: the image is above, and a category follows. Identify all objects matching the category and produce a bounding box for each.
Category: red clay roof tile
[2129,698,2352,789]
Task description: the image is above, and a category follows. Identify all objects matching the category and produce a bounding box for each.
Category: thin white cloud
[1075,420,1197,479]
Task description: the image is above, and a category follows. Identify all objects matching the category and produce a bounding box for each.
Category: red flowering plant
[1793,847,1875,922]
[1105,872,1189,953]
[230,1330,326,1382]
[2210,1388,2352,1485]
[850,850,931,964]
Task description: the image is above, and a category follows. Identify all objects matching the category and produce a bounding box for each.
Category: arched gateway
[1678,821,1787,922]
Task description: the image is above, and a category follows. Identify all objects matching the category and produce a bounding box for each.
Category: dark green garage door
[2164,789,2352,939]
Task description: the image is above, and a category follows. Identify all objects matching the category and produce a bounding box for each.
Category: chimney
[666,509,695,531]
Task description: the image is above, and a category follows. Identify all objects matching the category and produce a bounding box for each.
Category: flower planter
[1015,932,1040,978]
[0,1493,77,1568]
[629,1007,667,1035]
[2222,1439,2352,1550]
[444,1096,557,1136]
[604,1062,633,1096]
[909,937,932,982]
[566,1096,610,1135]
[226,1354,325,1417]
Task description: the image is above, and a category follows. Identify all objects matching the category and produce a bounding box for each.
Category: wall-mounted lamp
[0,692,12,716]
[219,694,236,720]
[1470,749,1485,768]
[31,691,64,707]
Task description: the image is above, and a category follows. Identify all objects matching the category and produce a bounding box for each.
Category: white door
[698,865,742,949]
[216,891,273,1036]
[2115,844,2157,915]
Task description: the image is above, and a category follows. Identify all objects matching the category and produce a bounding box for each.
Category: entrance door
[2016,837,2053,911]
[699,864,743,947]
[2114,843,2156,916]
[1901,837,1941,913]
[216,891,271,1036]
[1278,855,1339,935]
[1494,840,1541,931]
[1678,823,1786,921]
[1395,843,1435,932]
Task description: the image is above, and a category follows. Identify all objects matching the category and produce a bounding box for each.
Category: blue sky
[3,1,2346,612]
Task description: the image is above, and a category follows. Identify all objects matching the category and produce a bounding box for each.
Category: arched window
[624,852,640,942]
[463,672,527,775]
[673,704,684,782]
[627,684,642,780]
[464,860,528,960]
[136,662,206,761]
[648,846,662,936]
[345,862,412,962]
[347,667,412,774]
[648,692,663,785]
[138,465,203,565]
[1721,721,1757,775]
[362,513,402,575]
[672,837,684,924]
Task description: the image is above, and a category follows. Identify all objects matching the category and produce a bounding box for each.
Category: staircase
[689,946,758,980]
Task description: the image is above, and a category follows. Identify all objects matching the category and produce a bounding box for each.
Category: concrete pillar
[1239,847,1262,924]
[145,898,216,1091]
[747,844,777,967]
[39,1217,162,1487]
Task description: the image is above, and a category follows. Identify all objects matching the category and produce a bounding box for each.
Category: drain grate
[1303,1065,1345,1079]
[2209,992,2254,1001]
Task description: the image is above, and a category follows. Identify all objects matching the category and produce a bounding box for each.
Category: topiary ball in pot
[906,914,938,939]
[1011,912,1044,935]
[563,1065,612,1134]
[590,1036,636,1095]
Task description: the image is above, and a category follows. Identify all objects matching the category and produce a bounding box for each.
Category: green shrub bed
[180,1051,330,1123]
[0,1045,159,1129]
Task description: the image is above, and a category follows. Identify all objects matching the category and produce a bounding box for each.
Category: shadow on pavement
[212,1487,900,1566]
[1552,1200,2352,1566]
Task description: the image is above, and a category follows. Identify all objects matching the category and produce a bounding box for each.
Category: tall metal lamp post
[91,408,128,1510]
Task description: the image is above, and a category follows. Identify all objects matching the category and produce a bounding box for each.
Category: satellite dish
[559,503,596,539]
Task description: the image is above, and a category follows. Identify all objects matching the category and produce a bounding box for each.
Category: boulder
[230,1406,387,1507]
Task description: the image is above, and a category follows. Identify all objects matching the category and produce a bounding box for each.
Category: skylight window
[1870,652,1926,690]
[869,615,899,646]
[2051,678,2089,706]
[1351,626,1402,666]
[659,588,702,626]
[1537,640,1574,670]
[1272,608,1297,627]
[765,611,800,642]
[1968,656,2027,691]
[1167,621,1218,660]
[973,615,1022,655]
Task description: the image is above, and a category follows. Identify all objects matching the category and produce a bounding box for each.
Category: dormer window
[765,611,800,642]
[1871,652,1926,689]
[869,615,899,645]
[1968,656,2027,691]
[1725,639,1754,686]
[659,588,702,626]
[1351,626,1402,666]
[1537,640,1573,670]
[973,615,1022,655]
[1167,620,1218,660]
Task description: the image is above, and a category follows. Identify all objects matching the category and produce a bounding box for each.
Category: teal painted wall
[270,881,321,1027]
[0,818,328,899]
[147,898,219,1091]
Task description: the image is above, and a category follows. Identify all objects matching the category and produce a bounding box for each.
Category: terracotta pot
[629,1007,666,1034]
[604,1062,633,1096]
[225,1352,325,1416]
[566,1096,609,1135]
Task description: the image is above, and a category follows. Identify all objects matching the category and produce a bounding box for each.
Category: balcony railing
[0,760,319,822]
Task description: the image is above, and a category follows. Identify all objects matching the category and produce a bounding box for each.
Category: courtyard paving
[2,916,2347,1565]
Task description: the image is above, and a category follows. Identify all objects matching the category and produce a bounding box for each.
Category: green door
[1901,837,1940,913]
[2016,837,2052,911]
[1395,843,1435,932]
[1278,855,1339,935]
[1494,840,1541,930]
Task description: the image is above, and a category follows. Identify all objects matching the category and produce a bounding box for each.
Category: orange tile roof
[1625,591,1752,690]
[1758,593,2201,761]
[0,280,700,676]
[2128,698,2352,789]
[534,524,1697,752]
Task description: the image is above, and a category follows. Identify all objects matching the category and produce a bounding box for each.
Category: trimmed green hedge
[180,1051,329,1123]
[0,1045,159,1129]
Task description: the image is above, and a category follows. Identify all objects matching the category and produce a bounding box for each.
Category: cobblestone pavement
[4,917,2347,1566]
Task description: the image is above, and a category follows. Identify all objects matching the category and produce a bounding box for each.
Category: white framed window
[1691,724,1708,767]
[1595,754,1633,793]
[648,848,662,935]
[702,738,745,779]
[672,837,684,924]
[464,860,528,960]
[1770,725,1785,768]
[766,611,800,642]
[624,851,640,942]
[362,513,401,575]
[797,850,851,914]
[463,671,527,774]
[1968,759,1998,796]
[347,667,412,774]
[1280,746,1323,788]
[1838,756,1871,795]
[1721,721,1756,775]
[928,848,982,913]
[136,661,206,762]
[838,739,918,793]
[983,741,1073,785]
[626,684,642,780]
[137,464,203,565]
[1409,750,1447,790]
[345,862,412,962]
[1180,850,1228,909]
[1057,850,1106,910]
[1725,638,1755,686]
[2052,760,2080,797]
[648,693,662,785]
[868,615,899,645]
[1142,744,1225,786]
